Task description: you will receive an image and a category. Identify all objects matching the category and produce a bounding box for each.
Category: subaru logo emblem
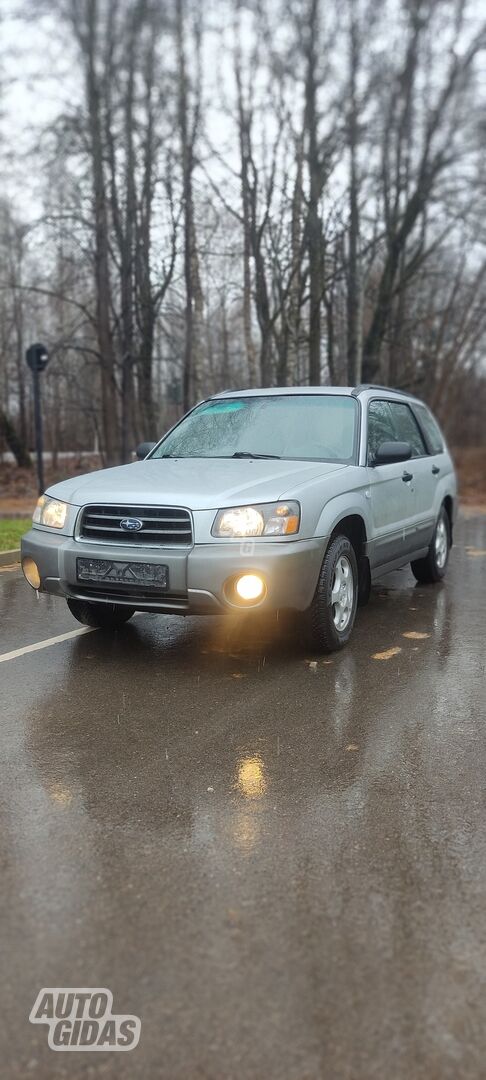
[120,517,143,531]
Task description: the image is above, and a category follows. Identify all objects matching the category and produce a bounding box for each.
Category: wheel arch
[329,512,368,553]
[327,512,370,606]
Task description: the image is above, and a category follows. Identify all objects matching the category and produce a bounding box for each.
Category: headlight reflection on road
[232,815,261,854]
[236,755,266,799]
[232,755,267,854]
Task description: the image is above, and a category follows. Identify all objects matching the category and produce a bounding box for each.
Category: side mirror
[135,441,157,460]
[373,440,412,466]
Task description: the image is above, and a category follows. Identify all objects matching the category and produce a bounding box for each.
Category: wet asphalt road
[1,511,486,1080]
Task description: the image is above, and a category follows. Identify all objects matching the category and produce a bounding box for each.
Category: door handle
[402,471,413,482]
[432,465,440,475]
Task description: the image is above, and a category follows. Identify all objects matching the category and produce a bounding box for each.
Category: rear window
[413,405,444,454]
[388,402,427,457]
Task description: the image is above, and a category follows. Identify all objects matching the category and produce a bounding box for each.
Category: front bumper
[20,530,326,615]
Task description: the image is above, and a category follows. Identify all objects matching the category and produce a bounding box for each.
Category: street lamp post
[26,343,49,495]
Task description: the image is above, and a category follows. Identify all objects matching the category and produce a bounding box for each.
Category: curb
[0,549,20,567]
[0,512,33,520]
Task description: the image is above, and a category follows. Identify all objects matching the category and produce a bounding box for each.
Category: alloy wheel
[331,555,354,631]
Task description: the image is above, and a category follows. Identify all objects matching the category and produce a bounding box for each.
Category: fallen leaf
[372,646,402,660]
[48,782,73,806]
[402,631,430,640]
[346,744,359,752]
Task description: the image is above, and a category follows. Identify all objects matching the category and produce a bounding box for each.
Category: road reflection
[231,755,268,854]
[1,515,483,1078]
[235,755,266,799]
[22,566,461,843]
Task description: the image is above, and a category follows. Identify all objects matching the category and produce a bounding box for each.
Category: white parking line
[0,627,95,664]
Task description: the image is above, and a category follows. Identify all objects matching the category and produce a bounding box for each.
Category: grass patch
[0,519,31,552]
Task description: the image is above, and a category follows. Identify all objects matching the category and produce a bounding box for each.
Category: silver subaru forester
[21,385,457,652]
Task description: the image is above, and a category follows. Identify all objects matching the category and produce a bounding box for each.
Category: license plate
[77,558,168,590]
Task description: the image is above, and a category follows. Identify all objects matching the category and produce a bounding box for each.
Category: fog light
[22,557,41,589]
[235,573,265,602]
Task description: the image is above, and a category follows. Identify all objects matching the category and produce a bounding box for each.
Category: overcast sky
[2,3,79,215]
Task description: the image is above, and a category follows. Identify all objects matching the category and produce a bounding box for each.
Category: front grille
[78,505,193,547]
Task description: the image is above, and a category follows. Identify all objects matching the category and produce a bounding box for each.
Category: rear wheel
[67,598,135,629]
[305,535,358,653]
[411,505,450,584]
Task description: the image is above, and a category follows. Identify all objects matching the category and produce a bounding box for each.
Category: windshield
[152,395,358,463]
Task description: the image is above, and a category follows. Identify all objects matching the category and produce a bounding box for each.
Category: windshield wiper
[232,451,281,459]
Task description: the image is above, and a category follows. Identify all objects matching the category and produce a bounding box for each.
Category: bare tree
[1,0,485,468]
[362,2,486,381]
[176,0,204,411]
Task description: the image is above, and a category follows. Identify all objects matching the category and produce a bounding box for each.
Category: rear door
[366,399,418,567]
[387,401,434,550]
[412,402,449,543]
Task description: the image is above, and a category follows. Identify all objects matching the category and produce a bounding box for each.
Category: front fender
[315,491,372,542]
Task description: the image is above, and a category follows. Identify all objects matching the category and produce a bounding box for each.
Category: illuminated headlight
[33,495,69,529]
[212,501,300,538]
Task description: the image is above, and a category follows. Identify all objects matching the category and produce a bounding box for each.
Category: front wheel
[67,597,135,629]
[411,506,450,584]
[305,535,358,653]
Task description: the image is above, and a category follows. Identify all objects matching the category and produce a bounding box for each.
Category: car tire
[305,535,359,653]
[67,598,135,629]
[411,505,450,584]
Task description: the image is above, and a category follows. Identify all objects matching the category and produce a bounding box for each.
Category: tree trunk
[346,0,362,385]
[0,409,31,468]
[177,0,202,411]
[235,39,258,387]
[304,0,322,385]
[286,137,304,385]
[83,0,119,465]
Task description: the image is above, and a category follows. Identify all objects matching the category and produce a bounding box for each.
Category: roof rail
[351,383,418,400]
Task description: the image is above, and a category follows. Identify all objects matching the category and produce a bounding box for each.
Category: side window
[367,400,396,461]
[388,403,427,458]
[413,405,444,454]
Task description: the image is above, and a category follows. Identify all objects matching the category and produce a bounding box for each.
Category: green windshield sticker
[198,401,247,414]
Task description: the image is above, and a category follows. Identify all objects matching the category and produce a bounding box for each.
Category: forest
[0,0,485,467]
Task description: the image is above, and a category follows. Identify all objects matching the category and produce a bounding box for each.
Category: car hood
[47,458,348,510]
